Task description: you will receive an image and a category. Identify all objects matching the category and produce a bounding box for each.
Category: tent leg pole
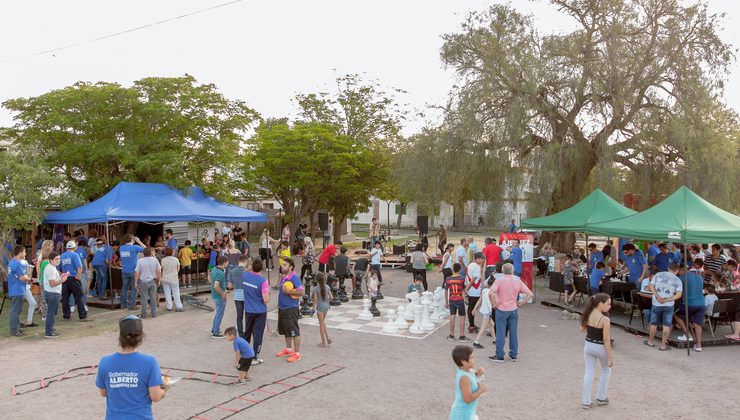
[105,221,113,307]
[196,223,200,295]
[684,240,690,357]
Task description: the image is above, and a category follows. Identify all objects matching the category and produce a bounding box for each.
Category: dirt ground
[1,261,739,419]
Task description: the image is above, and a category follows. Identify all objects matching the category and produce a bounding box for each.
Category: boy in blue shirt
[589,262,606,295]
[226,326,255,383]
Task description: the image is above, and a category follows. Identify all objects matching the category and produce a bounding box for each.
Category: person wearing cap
[60,240,89,321]
[92,237,113,300]
[96,315,167,419]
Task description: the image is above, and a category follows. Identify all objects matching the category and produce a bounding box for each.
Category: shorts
[565,284,573,293]
[237,357,253,372]
[479,312,491,319]
[676,305,705,325]
[181,265,191,274]
[449,300,465,316]
[278,307,300,337]
[259,248,272,261]
[650,305,674,326]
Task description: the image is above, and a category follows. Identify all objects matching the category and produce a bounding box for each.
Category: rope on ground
[188,363,345,420]
[10,365,240,396]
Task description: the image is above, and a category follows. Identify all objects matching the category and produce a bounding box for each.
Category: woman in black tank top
[579,293,613,409]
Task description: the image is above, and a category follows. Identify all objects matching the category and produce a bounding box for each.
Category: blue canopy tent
[43,182,267,306]
[44,182,266,223]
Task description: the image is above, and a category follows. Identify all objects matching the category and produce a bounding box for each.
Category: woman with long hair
[35,239,55,320]
[96,315,168,418]
[580,293,613,409]
[259,229,278,271]
[311,272,333,347]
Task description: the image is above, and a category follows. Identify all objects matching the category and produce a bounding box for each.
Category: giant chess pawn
[352,275,364,299]
[369,297,381,317]
[358,298,373,320]
[382,309,398,334]
[421,292,434,330]
[409,304,425,334]
[395,305,409,330]
[338,275,349,302]
[329,274,342,306]
[430,292,444,322]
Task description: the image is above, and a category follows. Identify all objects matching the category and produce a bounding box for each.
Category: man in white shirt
[465,252,485,334]
[456,238,470,278]
[134,247,162,318]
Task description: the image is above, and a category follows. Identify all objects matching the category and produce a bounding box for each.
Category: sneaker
[287,352,302,363]
[211,332,225,338]
[22,322,39,328]
[510,356,517,362]
[151,314,157,318]
[45,332,61,339]
[677,335,694,342]
[582,403,593,409]
[595,398,609,406]
[84,305,88,311]
[458,336,470,342]
[693,345,702,352]
[166,308,173,311]
[447,335,456,341]
[488,356,505,363]
[473,342,484,349]
[485,332,493,337]
[11,331,24,337]
[70,306,76,313]
[252,358,264,365]
[175,308,184,312]
[276,348,294,357]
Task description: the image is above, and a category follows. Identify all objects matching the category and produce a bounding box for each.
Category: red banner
[499,233,535,290]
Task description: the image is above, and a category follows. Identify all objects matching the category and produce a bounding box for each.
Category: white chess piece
[382,309,398,334]
[404,293,419,321]
[358,298,373,321]
[395,305,409,329]
[430,291,444,322]
[421,292,435,330]
[435,287,449,319]
[409,304,425,334]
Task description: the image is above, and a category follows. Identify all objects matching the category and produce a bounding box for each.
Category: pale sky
[1,0,738,134]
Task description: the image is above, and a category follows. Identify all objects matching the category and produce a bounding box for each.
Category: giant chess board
[267,296,449,340]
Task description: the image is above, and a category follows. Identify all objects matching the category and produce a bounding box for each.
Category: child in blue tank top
[450,345,487,420]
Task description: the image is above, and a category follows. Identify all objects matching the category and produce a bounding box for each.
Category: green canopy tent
[585,186,740,243]
[587,186,740,356]
[521,188,637,231]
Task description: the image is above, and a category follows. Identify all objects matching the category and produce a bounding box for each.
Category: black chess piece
[338,275,349,303]
[369,297,380,317]
[352,275,364,299]
[376,281,384,300]
[300,272,315,317]
[328,273,341,306]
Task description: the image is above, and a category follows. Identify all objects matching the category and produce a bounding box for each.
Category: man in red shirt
[445,263,469,342]
[318,242,338,273]
[482,238,503,281]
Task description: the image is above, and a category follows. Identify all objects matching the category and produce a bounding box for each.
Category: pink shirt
[491,274,531,311]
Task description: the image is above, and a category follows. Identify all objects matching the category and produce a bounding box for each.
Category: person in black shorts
[275,258,305,363]
[226,327,255,383]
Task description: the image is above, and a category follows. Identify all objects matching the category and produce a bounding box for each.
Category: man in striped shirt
[703,244,726,282]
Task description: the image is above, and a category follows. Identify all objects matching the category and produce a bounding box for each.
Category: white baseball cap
[66,240,77,249]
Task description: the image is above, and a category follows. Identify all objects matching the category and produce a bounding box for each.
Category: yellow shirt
[279,248,291,260]
[178,247,194,266]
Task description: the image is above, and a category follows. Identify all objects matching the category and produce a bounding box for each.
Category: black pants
[235,300,245,338]
[412,269,428,291]
[467,296,479,327]
[301,263,313,282]
[438,240,447,255]
[319,263,329,273]
[442,268,452,288]
[62,278,88,320]
[244,312,266,358]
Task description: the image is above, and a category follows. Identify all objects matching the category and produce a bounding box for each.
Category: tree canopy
[3,75,260,202]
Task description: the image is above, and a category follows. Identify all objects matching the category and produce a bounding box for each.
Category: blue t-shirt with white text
[95,352,162,420]
[74,247,88,273]
[120,245,144,274]
[278,272,303,309]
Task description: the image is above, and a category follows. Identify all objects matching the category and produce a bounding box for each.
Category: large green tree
[245,121,382,239]
[440,0,733,248]
[3,75,260,202]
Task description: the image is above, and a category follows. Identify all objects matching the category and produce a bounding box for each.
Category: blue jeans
[495,309,519,359]
[212,299,226,334]
[9,295,24,334]
[121,272,137,309]
[94,265,109,298]
[650,305,673,326]
[370,236,378,249]
[44,292,61,336]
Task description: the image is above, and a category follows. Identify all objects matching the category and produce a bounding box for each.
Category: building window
[262,203,274,210]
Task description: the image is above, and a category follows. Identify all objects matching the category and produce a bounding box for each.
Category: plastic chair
[548,272,565,302]
[708,299,735,338]
[628,290,652,330]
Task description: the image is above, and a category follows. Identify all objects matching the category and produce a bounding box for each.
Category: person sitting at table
[711,272,727,293]
[704,284,718,317]
[589,262,606,295]
[690,259,704,276]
